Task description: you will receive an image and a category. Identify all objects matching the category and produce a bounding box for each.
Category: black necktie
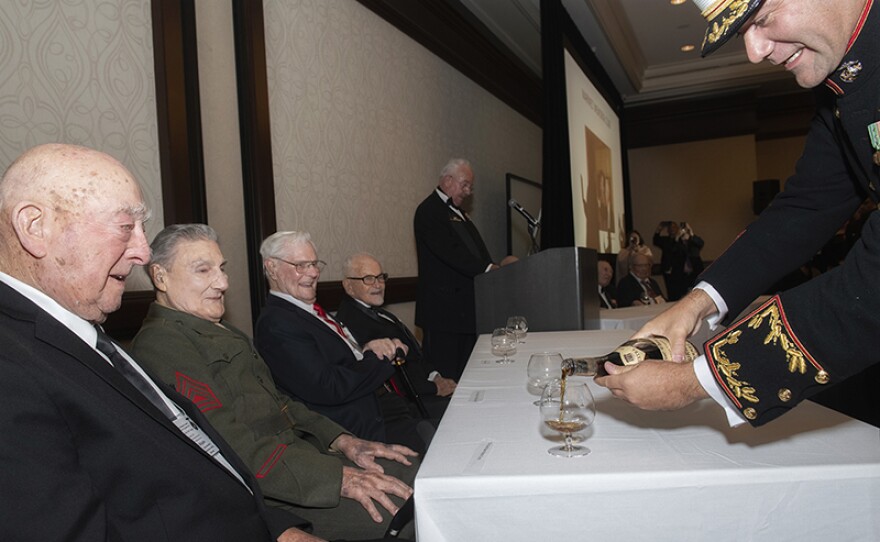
[94,327,175,419]
[94,328,253,491]
[373,306,422,357]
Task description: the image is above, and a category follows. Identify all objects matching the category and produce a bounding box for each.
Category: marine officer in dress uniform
[595,0,880,427]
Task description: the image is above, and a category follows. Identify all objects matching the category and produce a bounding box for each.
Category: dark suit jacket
[599,283,618,309]
[0,282,305,541]
[617,274,665,307]
[414,190,493,333]
[255,294,394,442]
[335,295,439,397]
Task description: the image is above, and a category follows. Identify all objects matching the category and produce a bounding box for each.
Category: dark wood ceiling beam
[356,0,542,126]
[624,90,815,148]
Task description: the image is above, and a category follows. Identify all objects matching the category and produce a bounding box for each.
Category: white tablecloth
[414,329,880,541]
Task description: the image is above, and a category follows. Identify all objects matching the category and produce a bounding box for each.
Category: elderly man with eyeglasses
[414,158,512,381]
[255,232,432,454]
[337,253,457,421]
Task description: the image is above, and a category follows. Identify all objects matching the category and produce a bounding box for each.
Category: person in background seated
[653,221,704,301]
[0,144,312,542]
[617,252,666,307]
[254,231,433,455]
[597,260,618,309]
[131,224,417,541]
[337,252,456,421]
[616,230,653,285]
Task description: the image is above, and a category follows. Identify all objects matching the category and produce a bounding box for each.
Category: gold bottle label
[615,345,648,366]
[646,336,699,362]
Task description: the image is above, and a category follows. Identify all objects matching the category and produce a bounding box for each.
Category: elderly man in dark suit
[617,252,666,307]
[336,252,456,420]
[0,144,312,542]
[597,259,618,309]
[414,158,513,380]
[254,231,432,454]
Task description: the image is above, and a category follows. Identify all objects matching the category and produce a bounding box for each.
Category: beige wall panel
[0,0,162,291]
[627,135,758,262]
[756,135,807,191]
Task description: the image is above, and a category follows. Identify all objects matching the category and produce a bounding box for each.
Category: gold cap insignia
[693,0,765,56]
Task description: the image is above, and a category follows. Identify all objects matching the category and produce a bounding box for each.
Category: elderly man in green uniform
[596,0,880,428]
[131,224,418,541]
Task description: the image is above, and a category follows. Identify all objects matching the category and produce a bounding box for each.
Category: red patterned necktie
[313,303,346,338]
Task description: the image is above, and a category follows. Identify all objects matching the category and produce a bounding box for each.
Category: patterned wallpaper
[263,0,542,280]
[0,0,162,290]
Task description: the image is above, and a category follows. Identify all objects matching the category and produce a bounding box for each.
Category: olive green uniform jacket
[131,303,347,508]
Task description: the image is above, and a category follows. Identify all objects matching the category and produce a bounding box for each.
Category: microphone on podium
[508,198,539,227]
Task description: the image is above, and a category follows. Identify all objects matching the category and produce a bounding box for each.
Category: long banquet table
[414,329,880,541]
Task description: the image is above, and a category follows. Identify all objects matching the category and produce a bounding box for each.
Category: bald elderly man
[0,144,312,541]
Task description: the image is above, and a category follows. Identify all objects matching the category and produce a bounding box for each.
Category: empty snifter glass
[527,352,564,404]
[506,315,528,342]
[490,328,517,364]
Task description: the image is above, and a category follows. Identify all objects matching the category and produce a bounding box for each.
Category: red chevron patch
[175,372,222,412]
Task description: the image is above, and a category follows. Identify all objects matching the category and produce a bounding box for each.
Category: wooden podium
[474,247,599,334]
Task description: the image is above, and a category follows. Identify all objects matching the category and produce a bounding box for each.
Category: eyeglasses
[446,174,473,192]
[274,257,326,273]
[346,273,389,285]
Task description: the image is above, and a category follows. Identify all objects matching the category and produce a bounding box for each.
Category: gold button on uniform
[778,388,792,402]
[744,407,757,420]
[815,371,830,384]
[835,108,841,119]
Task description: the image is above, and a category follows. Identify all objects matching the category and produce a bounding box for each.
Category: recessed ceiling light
[681,44,696,52]
[670,0,687,5]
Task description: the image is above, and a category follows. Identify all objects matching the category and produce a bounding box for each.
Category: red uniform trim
[846,0,873,51]
[256,444,287,479]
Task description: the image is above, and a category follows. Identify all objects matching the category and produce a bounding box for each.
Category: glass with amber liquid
[561,336,699,377]
[539,380,595,458]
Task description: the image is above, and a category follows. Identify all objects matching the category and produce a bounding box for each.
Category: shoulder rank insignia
[175,372,223,412]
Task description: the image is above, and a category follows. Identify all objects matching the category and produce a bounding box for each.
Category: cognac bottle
[561,336,699,377]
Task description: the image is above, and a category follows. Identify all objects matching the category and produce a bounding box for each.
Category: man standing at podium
[414,158,506,381]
